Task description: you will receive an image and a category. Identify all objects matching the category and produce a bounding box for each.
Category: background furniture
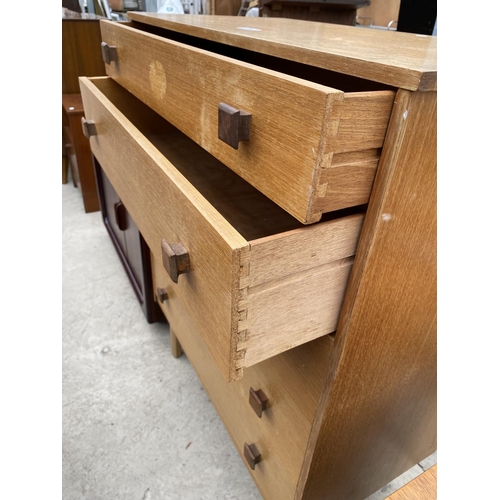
[80,15,436,499]
[62,10,106,210]
[356,0,400,29]
[94,158,164,324]
[62,94,100,212]
[259,0,368,24]
[62,11,106,94]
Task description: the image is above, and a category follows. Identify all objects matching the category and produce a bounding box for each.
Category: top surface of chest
[127,13,437,91]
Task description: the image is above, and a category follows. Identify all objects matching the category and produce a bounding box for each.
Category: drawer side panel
[80,76,246,382]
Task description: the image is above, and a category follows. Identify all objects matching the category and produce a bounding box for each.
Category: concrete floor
[62,179,436,500]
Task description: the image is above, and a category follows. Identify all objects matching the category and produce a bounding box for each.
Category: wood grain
[388,465,437,499]
[312,149,380,213]
[296,90,437,500]
[80,76,247,382]
[100,20,394,223]
[62,19,106,94]
[239,258,354,367]
[259,1,358,26]
[80,76,363,380]
[170,329,183,358]
[327,92,395,153]
[247,213,363,286]
[357,0,401,28]
[212,0,241,15]
[127,14,437,91]
[151,253,333,500]
[62,94,100,212]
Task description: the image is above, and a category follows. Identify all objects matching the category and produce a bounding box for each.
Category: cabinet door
[94,156,163,324]
[123,210,144,299]
[100,168,126,255]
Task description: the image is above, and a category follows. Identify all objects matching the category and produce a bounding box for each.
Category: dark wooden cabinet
[94,157,163,324]
[62,13,106,95]
[63,94,100,213]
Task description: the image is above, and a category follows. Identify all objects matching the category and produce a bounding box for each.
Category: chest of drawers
[80,15,436,500]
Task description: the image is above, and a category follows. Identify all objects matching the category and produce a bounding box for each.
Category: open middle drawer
[80,76,364,382]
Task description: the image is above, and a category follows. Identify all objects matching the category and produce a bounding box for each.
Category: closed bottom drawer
[151,253,332,500]
[80,76,363,381]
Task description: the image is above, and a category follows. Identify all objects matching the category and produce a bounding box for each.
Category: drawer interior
[83,76,364,381]
[92,77,364,243]
[130,20,396,93]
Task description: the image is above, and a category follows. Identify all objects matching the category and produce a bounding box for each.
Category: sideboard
[80,15,436,499]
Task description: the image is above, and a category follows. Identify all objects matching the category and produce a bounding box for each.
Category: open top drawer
[98,19,395,224]
[80,76,364,381]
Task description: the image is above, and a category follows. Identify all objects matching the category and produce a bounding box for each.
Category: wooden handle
[101,41,118,64]
[161,240,190,284]
[218,103,251,149]
[243,443,262,470]
[249,388,269,418]
[156,287,168,303]
[114,202,127,231]
[81,117,97,139]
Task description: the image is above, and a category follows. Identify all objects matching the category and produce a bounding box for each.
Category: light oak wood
[388,465,437,499]
[170,329,183,358]
[296,90,437,500]
[80,17,437,500]
[99,19,394,223]
[312,149,380,213]
[80,76,363,381]
[151,253,333,500]
[126,14,437,91]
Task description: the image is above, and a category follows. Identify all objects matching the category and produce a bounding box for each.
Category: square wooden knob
[218,103,251,149]
[161,240,190,284]
[249,388,269,418]
[81,118,97,139]
[101,42,118,64]
[156,287,168,303]
[243,443,262,470]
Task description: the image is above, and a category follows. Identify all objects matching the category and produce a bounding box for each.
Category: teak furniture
[62,94,100,212]
[62,11,106,94]
[79,15,436,500]
[258,0,367,25]
[62,12,106,211]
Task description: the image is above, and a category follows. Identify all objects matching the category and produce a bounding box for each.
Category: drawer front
[152,254,333,500]
[80,76,363,382]
[80,76,246,382]
[100,20,395,224]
